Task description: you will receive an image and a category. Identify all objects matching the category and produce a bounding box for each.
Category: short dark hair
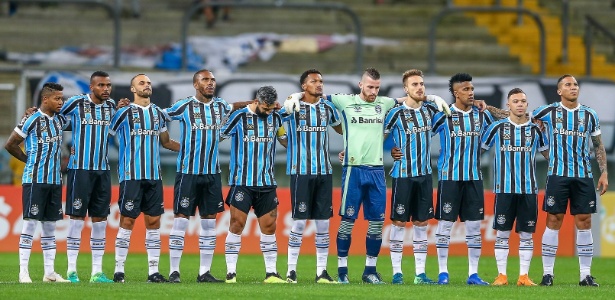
[363,68,380,80]
[507,87,525,99]
[41,82,64,98]
[402,69,423,84]
[193,69,213,84]
[90,71,109,82]
[130,73,147,86]
[300,69,321,85]
[556,74,574,87]
[256,86,277,105]
[448,72,472,96]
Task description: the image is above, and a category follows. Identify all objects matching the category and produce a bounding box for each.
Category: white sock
[91,221,107,275]
[435,220,453,274]
[577,229,593,280]
[465,221,482,276]
[413,225,428,275]
[145,229,161,275]
[19,219,37,274]
[338,256,348,269]
[287,219,306,275]
[261,233,278,274]
[67,219,84,273]
[169,218,189,274]
[495,230,511,275]
[41,221,57,275]
[389,224,405,275]
[541,227,558,275]
[114,227,132,273]
[199,219,216,275]
[315,219,330,275]
[225,232,241,274]
[518,231,533,276]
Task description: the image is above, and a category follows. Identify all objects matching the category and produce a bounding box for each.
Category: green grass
[0,253,614,299]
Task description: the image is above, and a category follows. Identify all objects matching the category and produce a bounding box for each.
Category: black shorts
[543,175,597,215]
[225,185,278,218]
[22,183,63,221]
[290,174,333,220]
[435,180,485,222]
[118,180,164,219]
[493,193,538,233]
[390,175,434,222]
[65,169,111,218]
[174,173,224,217]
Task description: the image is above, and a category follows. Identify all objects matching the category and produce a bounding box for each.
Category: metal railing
[180,1,364,74]
[584,15,615,77]
[428,6,546,76]
[1,0,122,68]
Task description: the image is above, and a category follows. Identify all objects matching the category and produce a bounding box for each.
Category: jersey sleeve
[431,111,446,135]
[532,104,552,121]
[156,106,168,133]
[383,108,399,135]
[109,107,129,136]
[60,95,82,117]
[381,96,397,112]
[218,98,233,118]
[482,109,494,129]
[15,115,37,138]
[221,110,241,139]
[325,100,341,127]
[481,121,498,151]
[163,98,189,121]
[59,114,70,130]
[536,125,549,152]
[587,108,601,137]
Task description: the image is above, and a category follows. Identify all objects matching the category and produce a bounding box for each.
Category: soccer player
[384,69,438,285]
[481,88,549,286]
[61,71,129,283]
[431,73,493,285]
[534,75,608,287]
[221,86,288,284]
[279,69,342,284]
[110,74,180,283]
[163,69,252,283]
[5,82,70,283]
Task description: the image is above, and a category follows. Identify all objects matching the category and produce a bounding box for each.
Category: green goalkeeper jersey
[328,94,396,166]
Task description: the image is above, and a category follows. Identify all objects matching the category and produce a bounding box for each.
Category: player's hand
[597,172,608,195]
[473,99,487,111]
[426,95,451,116]
[391,147,403,160]
[283,92,302,113]
[117,98,130,109]
[338,150,345,163]
[23,106,37,118]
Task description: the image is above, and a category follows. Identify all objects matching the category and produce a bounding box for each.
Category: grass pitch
[0,252,613,299]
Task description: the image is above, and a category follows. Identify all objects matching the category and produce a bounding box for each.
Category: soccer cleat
[414,273,436,285]
[66,271,80,283]
[338,273,350,284]
[147,272,169,283]
[286,270,297,283]
[492,273,508,286]
[90,272,114,283]
[517,274,537,286]
[113,272,125,283]
[540,274,554,286]
[362,273,385,284]
[263,272,286,283]
[315,270,336,284]
[169,271,181,283]
[467,273,489,285]
[43,272,71,283]
[579,275,599,287]
[392,273,404,284]
[19,271,32,283]
[437,272,449,285]
[197,271,224,283]
[225,273,237,283]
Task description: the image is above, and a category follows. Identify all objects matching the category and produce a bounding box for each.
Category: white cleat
[43,272,71,283]
[19,271,32,283]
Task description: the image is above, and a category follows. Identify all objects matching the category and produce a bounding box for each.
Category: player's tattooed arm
[485,105,509,120]
[592,134,608,195]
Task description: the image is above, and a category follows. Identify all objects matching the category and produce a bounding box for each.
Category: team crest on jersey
[299,112,307,120]
[375,105,382,114]
[84,105,91,114]
[497,215,506,225]
[298,202,307,213]
[503,132,511,140]
[247,123,254,130]
[546,196,555,206]
[527,220,536,227]
[555,117,563,123]
[194,111,202,119]
[30,204,39,216]
[124,200,134,211]
[396,204,405,215]
[133,117,141,123]
[452,118,460,126]
[346,206,355,217]
[180,197,190,208]
[353,105,362,113]
[443,203,452,214]
[405,114,413,122]
[235,192,244,202]
[73,198,83,210]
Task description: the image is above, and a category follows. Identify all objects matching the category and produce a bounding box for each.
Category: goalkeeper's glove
[283,93,302,113]
[426,94,451,116]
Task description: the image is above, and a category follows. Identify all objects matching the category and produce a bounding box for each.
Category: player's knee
[575,214,592,230]
[315,219,330,234]
[392,220,406,227]
[69,215,86,221]
[120,216,137,230]
[436,220,454,236]
[291,219,307,234]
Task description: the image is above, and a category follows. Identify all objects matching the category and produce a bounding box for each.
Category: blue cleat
[467,273,489,285]
[438,272,449,285]
[392,273,404,284]
[414,273,436,285]
[338,273,350,284]
[362,273,386,284]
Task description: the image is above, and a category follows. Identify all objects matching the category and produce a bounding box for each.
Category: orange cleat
[517,274,537,286]
[492,273,508,286]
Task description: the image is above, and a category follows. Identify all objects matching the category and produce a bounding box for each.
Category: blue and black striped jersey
[61,94,116,171]
[432,105,494,181]
[221,107,285,186]
[532,102,600,178]
[384,102,439,178]
[163,96,232,175]
[481,118,549,194]
[279,99,341,175]
[109,103,168,182]
[15,110,68,184]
